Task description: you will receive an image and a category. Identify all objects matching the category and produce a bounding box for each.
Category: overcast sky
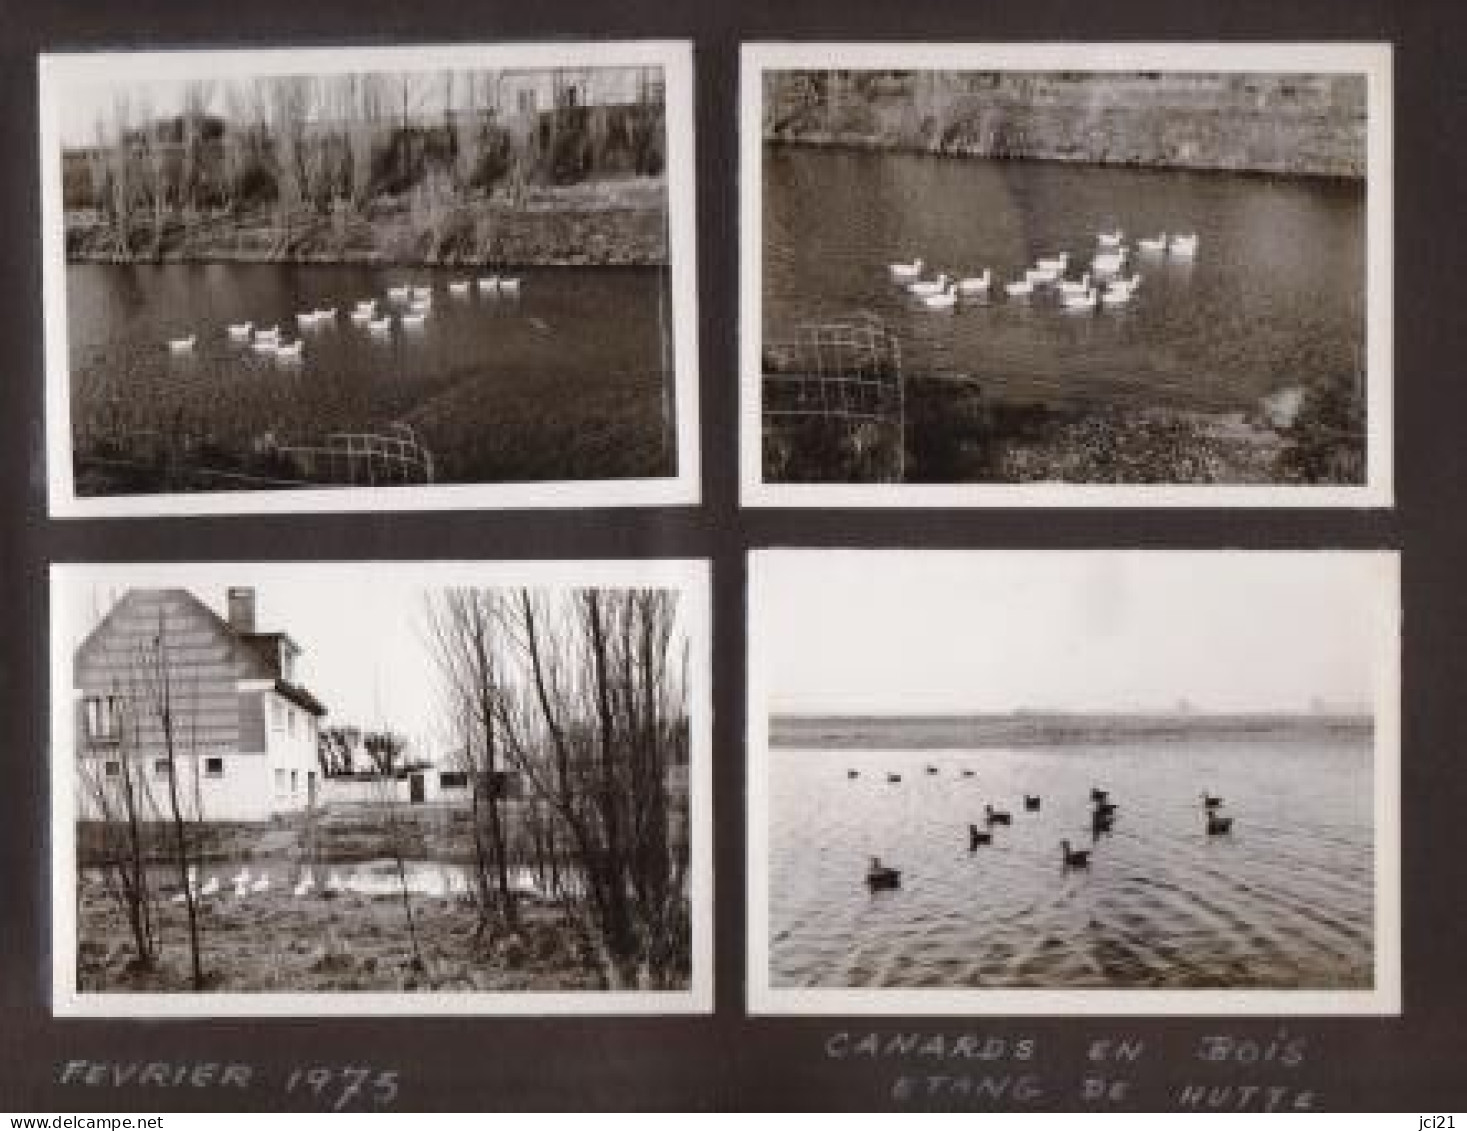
[62,564,695,763]
[756,551,1393,716]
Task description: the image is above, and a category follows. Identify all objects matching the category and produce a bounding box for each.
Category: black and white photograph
[748,550,1399,1014]
[40,43,698,516]
[742,43,1391,506]
[51,560,711,1015]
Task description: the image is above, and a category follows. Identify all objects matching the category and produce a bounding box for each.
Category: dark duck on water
[866,857,902,889]
[1061,840,1091,869]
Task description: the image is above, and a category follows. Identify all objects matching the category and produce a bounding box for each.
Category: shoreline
[64,182,670,269]
[763,373,1366,487]
[66,252,670,269]
[769,712,1374,751]
[764,135,1366,185]
[762,72,1367,180]
[75,881,613,994]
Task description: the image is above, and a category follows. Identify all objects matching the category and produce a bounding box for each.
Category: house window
[275,769,287,792]
[84,695,121,741]
[440,771,469,790]
[269,699,284,733]
[103,760,121,778]
[154,758,171,777]
[517,89,537,116]
[287,708,295,737]
[204,757,224,778]
[290,770,298,792]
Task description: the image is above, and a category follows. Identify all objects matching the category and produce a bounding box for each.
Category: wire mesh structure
[762,313,906,483]
[76,421,435,492]
[275,423,436,487]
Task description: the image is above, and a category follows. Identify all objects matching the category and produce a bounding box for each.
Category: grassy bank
[763,373,1365,485]
[76,802,691,993]
[764,72,1367,179]
[77,800,689,871]
[76,880,605,993]
[66,177,668,268]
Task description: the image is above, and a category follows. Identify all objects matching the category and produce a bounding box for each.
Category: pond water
[763,147,1366,413]
[67,262,675,488]
[88,858,558,900]
[767,736,1375,989]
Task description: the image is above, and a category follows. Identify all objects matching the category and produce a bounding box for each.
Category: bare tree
[131,92,171,258]
[502,74,538,208]
[361,729,406,778]
[77,689,159,972]
[102,94,139,257]
[266,76,314,251]
[135,610,206,991]
[424,589,519,938]
[316,724,360,777]
[367,758,426,978]
[449,70,486,194]
[179,81,214,234]
[493,587,690,989]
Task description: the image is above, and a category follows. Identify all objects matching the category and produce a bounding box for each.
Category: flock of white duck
[164,274,524,361]
[164,863,486,904]
[888,229,1199,312]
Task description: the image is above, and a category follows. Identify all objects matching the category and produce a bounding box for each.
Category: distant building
[486,67,664,117]
[74,586,326,822]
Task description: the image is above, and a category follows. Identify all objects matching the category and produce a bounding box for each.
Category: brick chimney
[227,587,257,634]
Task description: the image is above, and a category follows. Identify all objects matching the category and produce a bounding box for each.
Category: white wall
[318,770,472,808]
[77,751,274,823]
[263,693,321,814]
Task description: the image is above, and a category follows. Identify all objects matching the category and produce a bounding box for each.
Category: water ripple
[769,740,1374,989]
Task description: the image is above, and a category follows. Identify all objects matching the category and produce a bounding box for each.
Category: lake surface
[67,263,674,488]
[767,736,1374,989]
[763,147,1366,413]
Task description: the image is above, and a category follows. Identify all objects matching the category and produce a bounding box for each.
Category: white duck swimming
[1057,272,1092,297]
[956,269,991,294]
[922,283,958,309]
[907,273,950,297]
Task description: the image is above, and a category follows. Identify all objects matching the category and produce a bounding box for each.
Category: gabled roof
[76,587,328,717]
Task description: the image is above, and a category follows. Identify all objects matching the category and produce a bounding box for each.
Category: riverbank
[763,372,1365,485]
[764,72,1366,178]
[77,799,689,872]
[65,176,668,267]
[76,879,605,993]
[81,803,530,870]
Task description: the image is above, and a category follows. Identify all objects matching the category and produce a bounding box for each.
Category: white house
[74,586,327,823]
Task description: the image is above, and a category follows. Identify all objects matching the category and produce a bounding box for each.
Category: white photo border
[746,548,1401,1015]
[51,558,713,1017]
[740,42,1394,508]
[40,41,700,517]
